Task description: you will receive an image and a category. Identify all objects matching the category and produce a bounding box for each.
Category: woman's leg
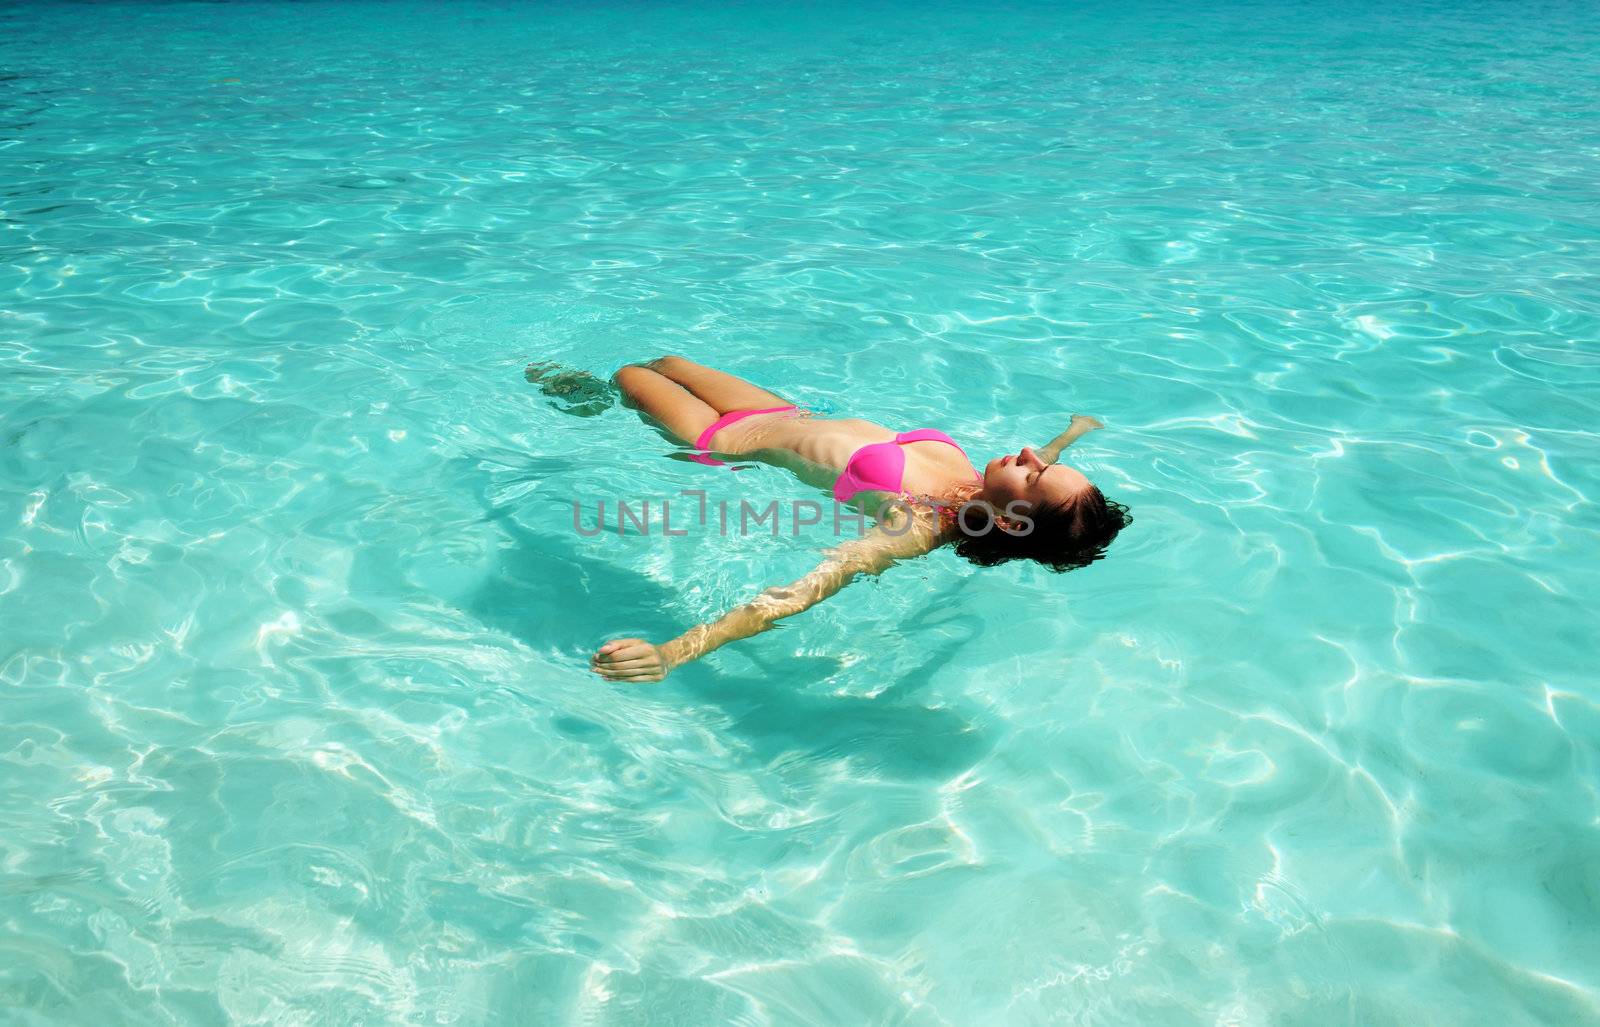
[643,355,793,415]
[613,364,718,445]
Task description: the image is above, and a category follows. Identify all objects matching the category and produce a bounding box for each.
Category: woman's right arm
[591,522,936,682]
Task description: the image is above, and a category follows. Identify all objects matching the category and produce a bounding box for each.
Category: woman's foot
[525,361,616,417]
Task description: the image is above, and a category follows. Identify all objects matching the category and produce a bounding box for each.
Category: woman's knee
[646,354,693,375]
[612,364,655,393]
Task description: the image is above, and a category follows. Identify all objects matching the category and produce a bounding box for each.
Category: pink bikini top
[833,429,980,503]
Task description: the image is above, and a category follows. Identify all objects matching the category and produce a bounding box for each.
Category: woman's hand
[1069,413,1104,433]
[590,638,672,682]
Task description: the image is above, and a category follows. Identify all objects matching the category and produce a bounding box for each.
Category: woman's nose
[1018,447,1044,469]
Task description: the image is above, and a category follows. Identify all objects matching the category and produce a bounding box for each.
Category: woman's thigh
[613,365,718,445]
[645,356,792,415]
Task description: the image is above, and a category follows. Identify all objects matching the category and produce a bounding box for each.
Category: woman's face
[980,447,1092,511]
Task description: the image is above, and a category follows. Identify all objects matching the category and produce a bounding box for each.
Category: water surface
[2,0,1598,1022]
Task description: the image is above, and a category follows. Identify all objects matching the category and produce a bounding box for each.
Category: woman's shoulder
[827,507,945,571]
[872,498,957,545]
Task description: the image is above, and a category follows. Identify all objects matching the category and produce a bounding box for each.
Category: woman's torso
[716,412,980,509]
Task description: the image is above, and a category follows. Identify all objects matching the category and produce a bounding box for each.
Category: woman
[585,355,1129,682]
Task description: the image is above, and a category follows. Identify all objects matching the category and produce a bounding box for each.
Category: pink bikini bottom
[690,405,800,467]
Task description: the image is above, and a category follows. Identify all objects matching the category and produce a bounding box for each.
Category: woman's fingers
[593,638,647,662]
[593,653,652,669]
[591,657,662,679]
[591,664,663,682]
[595,654,659,671]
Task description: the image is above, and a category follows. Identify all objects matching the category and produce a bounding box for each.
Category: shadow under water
[462,466,994,782]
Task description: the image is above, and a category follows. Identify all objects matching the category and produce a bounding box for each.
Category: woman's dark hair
[951,485,1131,573]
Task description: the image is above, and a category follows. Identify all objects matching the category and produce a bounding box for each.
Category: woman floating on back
[528,356,1129,682]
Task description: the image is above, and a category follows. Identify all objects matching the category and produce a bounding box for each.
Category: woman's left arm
[591,523,936,682]
[1038,414,1104,464]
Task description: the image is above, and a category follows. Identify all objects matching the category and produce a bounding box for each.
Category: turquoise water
[3,0,1598,1021]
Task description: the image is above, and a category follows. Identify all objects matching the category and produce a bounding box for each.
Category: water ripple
[2,0,1598,1022]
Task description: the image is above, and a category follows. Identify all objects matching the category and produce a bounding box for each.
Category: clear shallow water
[2,0,1598,1021]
